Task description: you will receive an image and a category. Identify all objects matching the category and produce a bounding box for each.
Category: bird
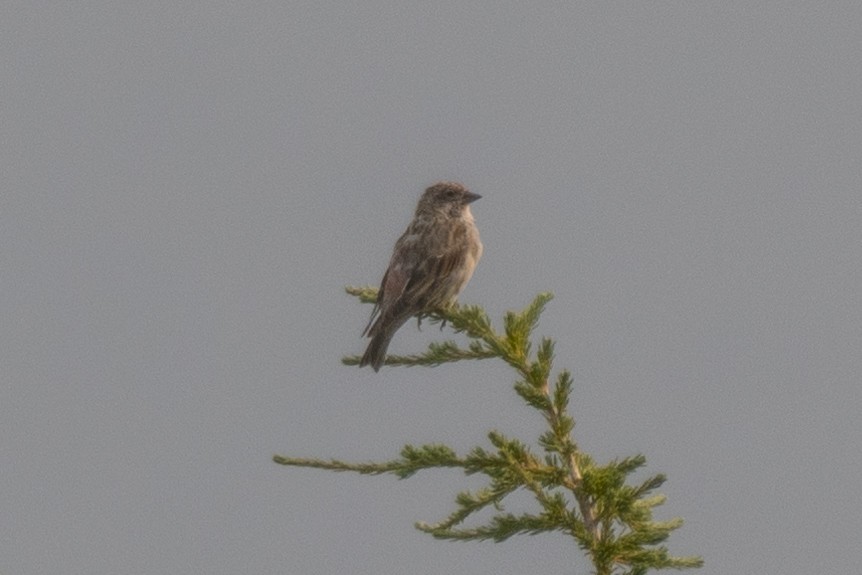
[359,182,483,371]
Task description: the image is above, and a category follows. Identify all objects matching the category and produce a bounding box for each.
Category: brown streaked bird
[360,182,483,371]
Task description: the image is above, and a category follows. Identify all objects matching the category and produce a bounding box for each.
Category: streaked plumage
[360,182,483,371]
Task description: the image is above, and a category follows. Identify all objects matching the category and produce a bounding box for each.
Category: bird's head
[416,182,481,218]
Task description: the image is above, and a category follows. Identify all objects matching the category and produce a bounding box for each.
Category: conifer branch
[276,288,703,574]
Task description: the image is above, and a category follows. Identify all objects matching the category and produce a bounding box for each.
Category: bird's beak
[464,191,482,204]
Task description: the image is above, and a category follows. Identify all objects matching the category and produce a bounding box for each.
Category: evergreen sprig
[275,288,703,574]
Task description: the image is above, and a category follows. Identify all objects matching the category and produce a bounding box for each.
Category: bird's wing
[362,248,413,337]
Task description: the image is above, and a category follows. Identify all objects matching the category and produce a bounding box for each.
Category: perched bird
[360,182,483,371]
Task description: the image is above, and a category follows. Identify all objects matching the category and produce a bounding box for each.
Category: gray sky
[3,3,861,574]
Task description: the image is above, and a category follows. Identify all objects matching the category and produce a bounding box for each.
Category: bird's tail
[359,331,393,372]
[359,314,409,372]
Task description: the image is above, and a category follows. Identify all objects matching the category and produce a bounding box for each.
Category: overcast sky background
[3,3,861,574]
